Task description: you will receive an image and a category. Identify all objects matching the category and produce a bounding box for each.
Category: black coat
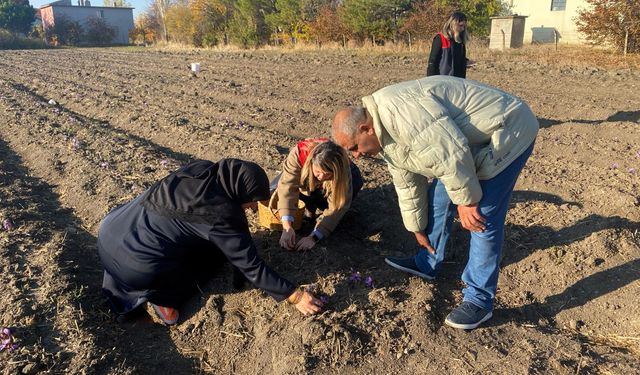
[426,32,467,78]
[98,159,296,313]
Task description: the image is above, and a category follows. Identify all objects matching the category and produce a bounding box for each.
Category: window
[551,0,566,11]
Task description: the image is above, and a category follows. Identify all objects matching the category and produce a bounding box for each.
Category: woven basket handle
[268,191,279,219]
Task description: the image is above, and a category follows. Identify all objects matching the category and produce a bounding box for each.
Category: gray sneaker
[384,256,434,280]
[445,301,493,330]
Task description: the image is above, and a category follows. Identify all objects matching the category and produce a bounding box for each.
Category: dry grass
[469,43,640,70]
[128,39,640,70]
[569,329,640,356]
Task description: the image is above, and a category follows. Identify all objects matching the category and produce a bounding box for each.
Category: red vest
[297,138,329,166]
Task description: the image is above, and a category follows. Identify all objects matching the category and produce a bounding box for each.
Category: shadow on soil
[538,110,640,128]
[493,258,640,327]
[321,184,639,328]
[0,138,197,374]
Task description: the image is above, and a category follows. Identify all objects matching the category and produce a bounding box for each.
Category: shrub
[46,15,82,45]
[575,0,640,53]
[85,16,116,44]
[0,27,46,49]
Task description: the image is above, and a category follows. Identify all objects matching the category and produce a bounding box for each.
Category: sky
[30,0,150,18]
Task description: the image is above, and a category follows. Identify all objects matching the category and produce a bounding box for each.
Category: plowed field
[0,48,639,374]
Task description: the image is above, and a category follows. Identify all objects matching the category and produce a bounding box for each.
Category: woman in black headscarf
[98,159,323,325]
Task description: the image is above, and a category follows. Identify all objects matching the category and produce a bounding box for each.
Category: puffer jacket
[362,76,538,232]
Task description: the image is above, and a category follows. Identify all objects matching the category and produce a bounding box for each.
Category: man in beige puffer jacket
[332,76,538,330]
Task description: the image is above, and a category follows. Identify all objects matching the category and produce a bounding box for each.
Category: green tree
[575,0,640,53]
[0,0,35,35]
[227,0,273,47]
[266,0,304,44]
[338,0,408,45]
[438,0,510,38]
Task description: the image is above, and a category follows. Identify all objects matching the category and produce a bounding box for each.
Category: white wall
[51,6,134,44]
[511,0,590,44]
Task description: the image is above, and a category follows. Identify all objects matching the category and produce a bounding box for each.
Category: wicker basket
[258,191,305,230]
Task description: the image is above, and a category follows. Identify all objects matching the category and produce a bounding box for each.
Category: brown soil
[0,48,639,374]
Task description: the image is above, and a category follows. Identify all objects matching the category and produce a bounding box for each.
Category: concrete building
[40,0,134,45]
[508,0,590,44]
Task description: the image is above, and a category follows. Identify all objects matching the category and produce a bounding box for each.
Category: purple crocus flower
[70,137,81,150]
[364,276,375,288]
[100,162,109,169]
[629,168,637,174]
[160,159,169,168]
[349,270,362,283]
[2,219,14,231]
[319,295,329,305]
[611,163,619,169]
[0,327,17,352]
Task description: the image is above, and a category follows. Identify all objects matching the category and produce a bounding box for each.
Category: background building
[509,0,590,44]
[40,0,134,45]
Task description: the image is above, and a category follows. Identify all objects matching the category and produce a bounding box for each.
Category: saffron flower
[364,276,375,288]
[611,163,618,169]
[70,137,81,150]
[100,162,109,169]
[2,219,14,231]
[349,269,362,283]
[160,159,169,168]
[0,327,18,352]
[319,295,329,305]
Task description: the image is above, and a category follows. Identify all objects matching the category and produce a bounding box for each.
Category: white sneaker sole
[384,258,434,280]
[444,311,493,330]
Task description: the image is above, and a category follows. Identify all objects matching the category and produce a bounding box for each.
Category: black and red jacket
[426,32,467,78]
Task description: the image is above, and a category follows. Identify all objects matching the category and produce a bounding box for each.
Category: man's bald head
[331,106,381,158]
[332,107,368,140]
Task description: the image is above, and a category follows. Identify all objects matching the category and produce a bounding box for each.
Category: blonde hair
[442,11,469,44]
[300,141,350,209]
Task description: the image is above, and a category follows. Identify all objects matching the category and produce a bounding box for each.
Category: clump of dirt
[0,48,638,374]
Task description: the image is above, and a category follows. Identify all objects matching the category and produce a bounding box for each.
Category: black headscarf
[141,159,270,227]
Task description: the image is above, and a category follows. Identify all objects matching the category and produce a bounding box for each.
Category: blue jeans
[414,143,534,311]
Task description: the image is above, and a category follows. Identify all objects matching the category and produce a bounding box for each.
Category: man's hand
[279,225,296,250]
[457,204,486,232]
[295,235,316,251]
[414,231,436,254]
[294,291,324,315]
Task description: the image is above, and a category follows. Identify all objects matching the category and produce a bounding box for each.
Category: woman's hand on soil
[295,291,323,315]
[295,236,316,251]
[279,228,296,250]
[457,204,486,232]
[414,231,436,254]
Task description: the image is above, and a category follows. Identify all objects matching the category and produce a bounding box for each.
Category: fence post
[501,29,505,50]
[624,29,629,56]
[554,29,558,51]
[408,32,412,52]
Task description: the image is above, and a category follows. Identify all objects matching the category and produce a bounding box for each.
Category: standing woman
[98,159,323,325]
[275,139,363,251]
[426,11,471,78]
